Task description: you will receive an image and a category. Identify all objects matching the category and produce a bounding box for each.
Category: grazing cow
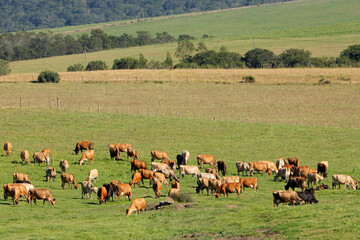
[59,159,69,172]
[317,161,329,178]
[197,172,218,180]
[258,161,278,174]
[209,179,222,194]
[215,183,241,198]
[126,198,146,216]
[158,169,179,182]
[33,152,50,165]
[298,168,317,179]
[296,189,318,204]
[154,172,169,188]
[151,150,168,162]
[139,169,154,185]
[179,165,200,178]
[42,149,51,163]
[315,183,329,190]
[3,184,30,203]
[287,157,300,167]
[332,174,358,190]
[117,143,132,159]
[45,167,56,182]
[239,178,258,192]
[30,188,56,206]
[3,142,12,156]
[97,186,108,204]
[74,141,93,155]
[129,172,142,188]
[249,162,271,176]
[307,172,324,188]
[176,154,186,169]
[196,177,210,195]
[168,188,180,198]
[103,183,114,201]
[206,168,221,180]
[79,150,95,165]
[197,154,216,168]
[10,187,21,205]
[61,173,78,189]
[217,161,227,176]
[153,180,162,198]
[127,147,140,160]
[272,190,304,207]
[110,180,123,190]
[171,180,180,190]
[20,150,30,164]
[285,177,307,191]
[107,143,120,161]
[151,162,170,172]
[87,169,98,182]
[292,166,311,177]
[236,161,250,176]
[81,181,98,199]
[13,173,31,183]
[276,158,288,170]
[131,160,148,172]
[182,150,190,163]
[4,183,34,200]
[161,157,176,171]
[273,167,291,182]
[221,176,240,184]
[114,184,132,201]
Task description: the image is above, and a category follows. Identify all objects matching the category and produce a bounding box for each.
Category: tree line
[0,0,293,33]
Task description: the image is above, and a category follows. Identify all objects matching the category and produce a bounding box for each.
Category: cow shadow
[142,195,153,199]
[83,202,98,205]
[0,202,11,205]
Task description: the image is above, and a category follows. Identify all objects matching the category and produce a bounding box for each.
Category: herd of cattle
[3,141,359,215]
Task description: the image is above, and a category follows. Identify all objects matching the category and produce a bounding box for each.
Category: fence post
[57,96,60,109]
[20,97,22,108]
[98,103,100,113]
[48,97,51,108]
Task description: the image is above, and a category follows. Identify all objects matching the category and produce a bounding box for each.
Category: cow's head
[74,183,79,190]
[51,198,56,206]
[215,193,220,198]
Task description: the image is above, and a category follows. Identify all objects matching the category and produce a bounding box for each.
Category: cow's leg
[62,182,65,189]
[43,199,46,205]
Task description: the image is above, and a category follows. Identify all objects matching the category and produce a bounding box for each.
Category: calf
[131,159,148,172]
[126,198,146,216]
[115,184,132,201]
[74,141,93,155]
[285,177,306,191]
[20,150,30,164]
[59,159,69,172]
[249,162,271,176]
[153,180,162,198]
[179,165,200,178]
[3,142,12,156]
[154,172,169,188]
[79,150,95,165]
[332,174,358,190]
[30,188,56,206]
[81,181,98,199]
[272,190,304,207]
[151,150,168,162]
[87,169,98,182]
[13,173,31,183]
[236,161,250,176]
[215,183,241,198]
[307,172,324,188]
[127,147,140,160]
[61,173,78,189]
[239,178,258,192]
[33,152,49,165]
[139,169,154,185]
[45,167,56,182]
[217,161,227,176]
[129,172,142,188]
[197,154,216,168]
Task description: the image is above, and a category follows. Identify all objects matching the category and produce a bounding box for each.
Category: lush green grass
[0,108,360,239]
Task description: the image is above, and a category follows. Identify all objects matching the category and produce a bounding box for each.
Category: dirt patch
[173,204,192,210]
[225,204,239,208]
[179,229,279,240]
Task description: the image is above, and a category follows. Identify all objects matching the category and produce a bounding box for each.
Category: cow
[4,183,34,200]
[215,183,241,198]
[197,172,218,180]
[179,165,200,178]
[239,178,258,192]
[45,167,56,182]
[79,150,95,165]
[236,161,250,176]
[332,174,358,190]
[292,166,311,177]
[298,168,317,179]
[13,173,31,183]
[33,152,50,165]
[273,167,291,182]
[206,168,221,180]
[10,187,21,205]
[285,177,307,191]
[177,154,186,169]
[307,172,324,188]
[42,149,52,163]
[258,161,278,174]
[114,184,132,201]
[81,181,98,199]
[110,180,123,189]
[217,161,227,176]
[107,143,120,161]
[131,159,148,172]
[20,150,30,164]
[249,162,271,176]
[221,176,240,184]
[129,172,141,188]
[126,198,146,216]
[154,172,169,188]
[196,177,210,195]
[209,179,222,194]
[127,147,140,160]
[103,183,114,201]
[181,150,190,163]
[74,141,93,155]
[158,169,179,182]
[151,150,168,162]
[29,188,56,206]
[272,190,304,207]
[171,180,180,190]
[197,154,216,168]
[139,169,154,185]
[287,157,300,167]
[168,188,180,198]
[276,158,288,170]
[153,180,162,198]
[117,143,132,159]
[87,169,98,182]
[161,157,176,171]
[59,159,69,173]
[61,173,78,189]
[317,161,329,178]
[315,183,329,190]
[97,186,108,205]
[3,142,12,156]
[296,189,318,204]
[151,162,170,172]
[3,184,30,203]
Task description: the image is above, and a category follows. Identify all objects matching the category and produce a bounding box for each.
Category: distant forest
[0,0,292,33]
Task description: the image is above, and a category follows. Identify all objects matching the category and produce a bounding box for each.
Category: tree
[163,52,173,68]
[244,48,276,68]
[278,48,311,67]
[86,60,108,71]
[112,57,138,69]
[340,44,360,62]
[67,63,84,72]
[175,40,194,62]
[138,53,148,69]
[0,60,11,76]
[196,42,208,52]
[37,70,60,83]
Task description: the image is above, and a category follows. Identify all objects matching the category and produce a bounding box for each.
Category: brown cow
[332,174,358,190]
[97,186,108,205]
[285,177,307,191]
[87,169,98,182]
[196,177,210,195]
[171,180,180,190]
[215,183,241,198]
[61,173,78,189]
[81,181,98,199]
[129,172,141,188]
[33,152,50,165]
[131,159,148,172]
[107,143,119,161]
[197,154,216,168]
[45,167,56,182]
[126,198,146,216]
[4,184,30,204]
[115,184,132,201]
[140,169,154,185]
[168,188,180,198]
[249,162,271,176]
[4,183,32,201]
[59,159,69,172]
[42,149,51,163]
[127,147,140,160]
[13,173,31,183]
[79,150,95,165]
[287,157,300,167]
[161,157,176,171]
[317,161,329,178]
[258,161,278,174]
[272,190,304,207]
[10,187,21,205]
[74,141,94,155]
[30,188,56,206]
[153,180,162,198]
[209,179,222,194]
[206,168,221,180]
[154,172,169,188]
[239,178,258,192]
[20,150,30,164]
[151,150,168,162]
[217,161,227,176]
[3,142,12,156]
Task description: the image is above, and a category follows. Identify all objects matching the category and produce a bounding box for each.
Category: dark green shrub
[67,63,84,72]
[340,44,360,62]
[170,192,193,203]
[278,48,311,67]
[244,48,276,68]
[0,60,11,76]
[241,75,255,83]
[37,70,60,83]
[86,60,108,71]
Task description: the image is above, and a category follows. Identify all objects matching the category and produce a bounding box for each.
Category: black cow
[317,163,327,178]
[217,161,227,176]
[177,154,186,169]
[297,189,318,204]
[103,183,114,202]
[285,177,306,191]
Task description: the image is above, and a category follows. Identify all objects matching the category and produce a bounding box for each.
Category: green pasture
[0,108,359,239]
